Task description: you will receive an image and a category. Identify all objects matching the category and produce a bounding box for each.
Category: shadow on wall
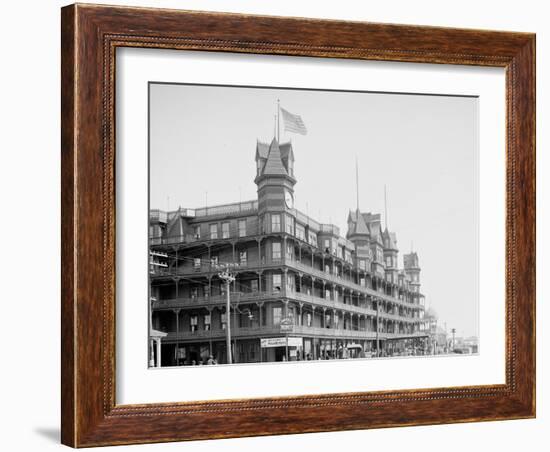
[34,427,59,443]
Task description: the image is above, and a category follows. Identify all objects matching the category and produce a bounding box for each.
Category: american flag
[280,107,307,135]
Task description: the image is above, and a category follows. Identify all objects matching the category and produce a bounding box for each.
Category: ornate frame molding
[61,4,535,447]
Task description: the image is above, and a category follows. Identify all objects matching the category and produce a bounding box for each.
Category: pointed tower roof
[353,209,370,235]
[261,138,288,176]
[382,228,398,250]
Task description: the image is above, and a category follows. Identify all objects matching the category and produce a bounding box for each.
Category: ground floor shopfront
[154,335,430,366]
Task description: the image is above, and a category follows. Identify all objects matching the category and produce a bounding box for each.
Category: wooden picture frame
[61,3,535,447]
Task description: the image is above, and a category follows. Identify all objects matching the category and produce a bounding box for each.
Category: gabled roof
[279,142,293,162]
[390,232,398,249]
[261,138,288,176]
[256,140,293,160]
[256,141,270,159]
[382,228,398,250]
[256,140,293,176]
[368,219,383,243]
[166,213,184,237]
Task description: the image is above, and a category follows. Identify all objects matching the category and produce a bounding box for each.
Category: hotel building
[149,138,428,366]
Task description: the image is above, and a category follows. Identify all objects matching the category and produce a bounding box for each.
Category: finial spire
[355,155,359,212]
[384,185,388,230]
[277,99,280,142]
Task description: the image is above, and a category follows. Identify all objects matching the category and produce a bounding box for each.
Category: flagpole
[356,155,359,212]
[277,99,280,142]
[384,185,388,230]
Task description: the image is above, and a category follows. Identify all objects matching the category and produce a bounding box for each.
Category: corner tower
[347,210,372,272]
[255,138,296,221]
[403,252,421,293]
[382,228,399,284]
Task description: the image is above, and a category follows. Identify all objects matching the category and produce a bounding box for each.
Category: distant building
[148,137,428,366]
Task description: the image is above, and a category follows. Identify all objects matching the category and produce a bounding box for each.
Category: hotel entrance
[260,337,303,362]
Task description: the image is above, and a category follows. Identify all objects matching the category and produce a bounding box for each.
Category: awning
[346,343,363,350]
[150,328,168,339]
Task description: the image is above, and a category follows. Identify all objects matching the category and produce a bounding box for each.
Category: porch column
[173,309,181,336]
[149,339,155,367]
[155,338,162,368]
[256,301,264,327]
[207,306,213,355]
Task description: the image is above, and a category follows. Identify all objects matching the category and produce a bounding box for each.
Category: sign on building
[261,337,303,348]
[280,317,294,333]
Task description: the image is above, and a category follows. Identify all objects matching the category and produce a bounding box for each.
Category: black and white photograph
[147,83,480,367]
[1,0,542,449]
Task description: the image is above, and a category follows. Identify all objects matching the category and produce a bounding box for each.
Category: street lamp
[218,262,257,365]
[218,265,236,364]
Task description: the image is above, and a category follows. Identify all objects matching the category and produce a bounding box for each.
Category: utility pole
[376,299,380,357]
[451,327,456,351]
[218,266,236,364]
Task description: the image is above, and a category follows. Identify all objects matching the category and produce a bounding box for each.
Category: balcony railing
[160,324,428,342]
[152,292,274,310]
[320,224,340,235]
[194,200,258,218]
[293,209,321,231]
[150,209,168,223]
[288,260,421,309]
[150,228,262,247]
[152,290,422,324]
[150,255,423,310]
[291,291,378,318]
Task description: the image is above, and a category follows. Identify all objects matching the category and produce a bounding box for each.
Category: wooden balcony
[160,324,428,343]
[151,257,424,312]
[152,290,422,324]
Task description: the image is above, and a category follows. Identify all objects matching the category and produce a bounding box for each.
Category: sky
[149,83,479,338]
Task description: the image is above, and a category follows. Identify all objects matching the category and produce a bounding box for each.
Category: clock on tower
[284,189,294,209]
